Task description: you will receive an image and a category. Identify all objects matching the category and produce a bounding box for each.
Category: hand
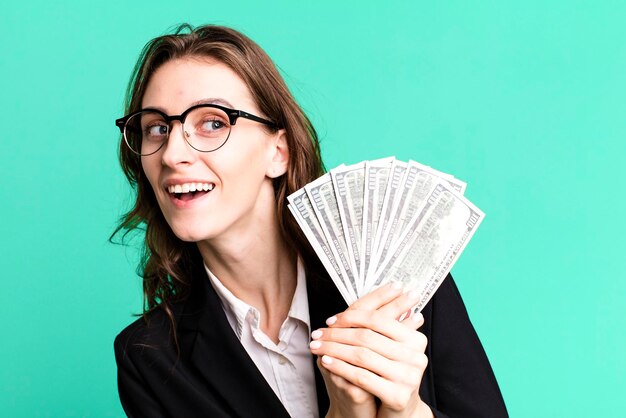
[310,283,433,418]
[316,354,377,418]
[315,283,407,418]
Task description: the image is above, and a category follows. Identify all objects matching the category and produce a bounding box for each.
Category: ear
[266,129,289,178]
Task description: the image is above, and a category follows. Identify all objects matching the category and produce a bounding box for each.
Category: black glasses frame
[115,103,278,155]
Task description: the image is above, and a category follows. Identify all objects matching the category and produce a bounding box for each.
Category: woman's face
[140,57,287,244]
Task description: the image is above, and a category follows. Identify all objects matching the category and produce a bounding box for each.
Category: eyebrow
[145,98,235,113]
[189,98,234,108]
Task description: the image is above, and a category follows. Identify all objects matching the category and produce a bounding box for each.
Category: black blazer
[114,261,508,418]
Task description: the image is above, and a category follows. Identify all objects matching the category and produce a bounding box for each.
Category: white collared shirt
[205,260,319,418]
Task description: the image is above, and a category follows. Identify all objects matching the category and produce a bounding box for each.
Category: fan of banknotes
[287,157,484,311]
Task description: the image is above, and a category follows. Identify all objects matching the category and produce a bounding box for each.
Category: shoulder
[425,273,477,339]
[114,261,207,362]
[422,274,509,416]
[114,304,182,366]
[419,273,480,353]
[113,300,207,416]
[114,308,168,347]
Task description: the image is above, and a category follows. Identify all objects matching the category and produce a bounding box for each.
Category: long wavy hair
[112,24,325,337]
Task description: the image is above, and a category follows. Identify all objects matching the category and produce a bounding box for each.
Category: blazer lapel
[177,265,291,418]
[306,266,349,417]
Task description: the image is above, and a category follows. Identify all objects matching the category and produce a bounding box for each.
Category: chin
[169,219,229,243]
[170,227,211,243]
[162,210,215,243]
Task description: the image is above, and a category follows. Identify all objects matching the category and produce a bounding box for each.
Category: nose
[160,120,197,167]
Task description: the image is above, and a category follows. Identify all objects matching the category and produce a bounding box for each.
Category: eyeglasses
[115,104,278,156]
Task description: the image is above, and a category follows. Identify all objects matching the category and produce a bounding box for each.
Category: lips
[165,181,216,205]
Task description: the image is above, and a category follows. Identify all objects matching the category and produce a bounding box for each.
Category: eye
[201,119,226,132]
[144,123,168,139]
[194,116,230,138]
[187,107,231,138]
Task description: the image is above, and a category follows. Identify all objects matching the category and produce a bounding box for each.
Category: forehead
[141,57,256,113]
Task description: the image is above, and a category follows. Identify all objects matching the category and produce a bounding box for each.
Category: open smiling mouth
[167,182,215,202]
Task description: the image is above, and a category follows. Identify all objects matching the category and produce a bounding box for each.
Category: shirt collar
[204,258,310,337]
[288,257,311,327]
[205,265,249,337]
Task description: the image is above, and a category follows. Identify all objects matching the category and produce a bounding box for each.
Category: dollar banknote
[288,156,483,307]
[410,160,467,195]
[330,162,365,292]
[369,159,408,279]
[287,190,356,303]
[360,157,394,284]
[366,160,467,288]
[305,173,360,298]
[371,182,484,311]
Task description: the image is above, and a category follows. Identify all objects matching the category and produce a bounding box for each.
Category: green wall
[1,1,624,416]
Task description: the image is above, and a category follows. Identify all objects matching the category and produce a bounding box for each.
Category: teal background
[1,1,624,416]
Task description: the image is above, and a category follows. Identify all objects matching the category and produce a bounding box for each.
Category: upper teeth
[168,182,215,193]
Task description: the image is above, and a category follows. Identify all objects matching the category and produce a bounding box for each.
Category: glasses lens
[124,111,168,155]
[184,106,232,152]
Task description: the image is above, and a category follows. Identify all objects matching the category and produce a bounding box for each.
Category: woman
[113,24,507,418]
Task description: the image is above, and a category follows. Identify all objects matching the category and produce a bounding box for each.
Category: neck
[197,214,297,342]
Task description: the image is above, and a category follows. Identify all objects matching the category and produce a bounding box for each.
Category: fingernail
[407,290,420,300]
[326,316,337,326]
[391,281,403,290]
[310,340,322,349]
[411,312,424,322]
[321,355,333,365]
[311,329,323,339]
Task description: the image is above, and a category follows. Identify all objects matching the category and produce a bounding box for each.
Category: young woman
[113,24,507,418]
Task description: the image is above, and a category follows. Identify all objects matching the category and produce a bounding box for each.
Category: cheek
[218,149,271,204]
[219,139,272,182]
[223,164,267,202]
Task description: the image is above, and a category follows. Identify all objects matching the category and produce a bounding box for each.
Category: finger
[311,339,426,385]
[376,289,421,320]
[311,327,424,366]
[319,354,425,410]
[348,282,403,311]
[400,312,425,330]
[317,356,353,391]
[326,310,427,349]
[316,357,374,407]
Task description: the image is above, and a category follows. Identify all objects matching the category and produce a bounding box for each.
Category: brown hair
[112,24,324,339]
